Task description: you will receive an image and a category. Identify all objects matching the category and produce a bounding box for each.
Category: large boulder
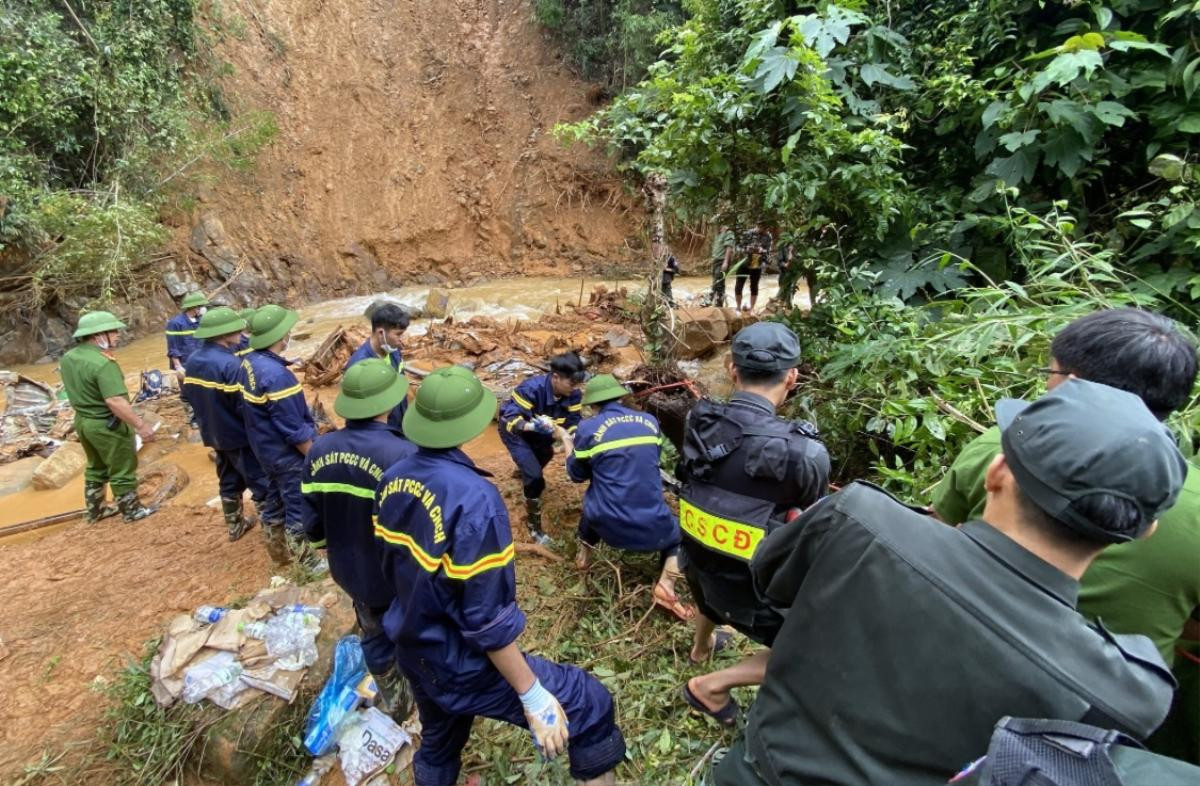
[672,306,731,360]
[31,442,86,490]
[424,289,451,319]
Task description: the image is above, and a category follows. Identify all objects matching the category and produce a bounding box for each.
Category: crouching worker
[563,374,694,622]
[302,359,416,717]
[375,366,626,786]
[498,352,587,546]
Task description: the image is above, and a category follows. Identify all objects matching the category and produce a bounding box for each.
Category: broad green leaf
[1177,115,1200,133]
[1163,202,1196,229]
[1030,51,1103,93]
[981,100,1007,129]
[860,63,916,90]
[1148,153,1187,181]
[1063,32,1105,52]
[753,48,799,94]
[1095,6,1113,29]
[1041,129,1087,177]
[1093,101,1136,126]
[986,148,1038,186]
[999,129,1040,152]
[1108,39,1170,57]
[1043,99,1096,143]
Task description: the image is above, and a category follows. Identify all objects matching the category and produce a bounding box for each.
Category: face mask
[96,334,112,350]
[197,306,207,317]
[377,331,398,354]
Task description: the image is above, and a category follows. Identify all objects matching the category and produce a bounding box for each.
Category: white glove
[520,679,569,759]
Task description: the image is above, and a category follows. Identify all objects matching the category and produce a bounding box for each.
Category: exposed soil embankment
[0,0,641,364]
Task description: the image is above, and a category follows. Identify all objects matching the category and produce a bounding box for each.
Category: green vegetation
[534,0,685,89]
[0,0,274,310]
[559,0,1200,492]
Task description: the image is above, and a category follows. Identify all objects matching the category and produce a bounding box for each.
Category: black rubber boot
[116,490,156,523]
[220,497,256,542]
[84,481,119,524]
[261,522,291,566]
[371,666,414,721]
[286,532,327,574]
[524,496,552,546]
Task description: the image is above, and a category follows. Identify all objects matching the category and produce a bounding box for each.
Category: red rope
[633,380,703,399]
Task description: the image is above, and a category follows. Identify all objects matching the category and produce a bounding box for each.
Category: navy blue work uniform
[165,313,202,368]
[345,339,408,435]
[182,342,282,523]
[302,419,416,674]
[374,448,626,786]
[235,334,252,356]
[238,349,316,533]
[498,373,582,497]
[567,401,680,555]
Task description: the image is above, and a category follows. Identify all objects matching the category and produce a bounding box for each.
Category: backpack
[951,716,1200,786]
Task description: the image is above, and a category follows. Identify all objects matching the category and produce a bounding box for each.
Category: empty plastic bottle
[280,603,325,618]
[193,605,227,624]
[182,660,243,703]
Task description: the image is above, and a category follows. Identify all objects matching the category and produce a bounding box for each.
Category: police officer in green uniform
[60,311,157,523]
[715,379,1186,785]
[708,225,736,307]
[932,308,1200,762]
[677,322,829,725]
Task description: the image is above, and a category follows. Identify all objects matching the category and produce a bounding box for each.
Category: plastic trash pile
[149,579,331,710]
[300,635,418,786]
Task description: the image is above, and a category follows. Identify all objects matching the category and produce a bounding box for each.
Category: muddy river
[0,274,786,539]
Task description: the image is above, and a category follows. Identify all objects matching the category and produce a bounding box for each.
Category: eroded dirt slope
[180,0,637,300]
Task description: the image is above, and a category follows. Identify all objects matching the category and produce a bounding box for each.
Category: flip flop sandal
[688,629,734,665]
[681,681,740,727]
[653,582,697,623]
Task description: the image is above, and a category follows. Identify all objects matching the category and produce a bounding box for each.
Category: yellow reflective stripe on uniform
[241,383,304,405]
[373,518,515,580]
[164,329,196,336]
[301,481,375,499]
[511,391,534,410]
[678,498,766,562]
[310,538,327,549]
[572,435,661,460]
[568,404,582,412]
[505,418,519,433]
[553,417,567,424]
[183,377,240,392]
[235,348,252,356]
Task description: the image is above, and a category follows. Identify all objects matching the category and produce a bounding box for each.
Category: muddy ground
[0,309,680,782]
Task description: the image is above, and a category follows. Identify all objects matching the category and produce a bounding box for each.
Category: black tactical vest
[678,396,824,564]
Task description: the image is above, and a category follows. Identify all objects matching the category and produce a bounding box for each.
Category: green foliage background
[556,0,1200,495]
[0,0,273,311]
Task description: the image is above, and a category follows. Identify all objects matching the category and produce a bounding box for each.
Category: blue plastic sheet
[303,634,367,756]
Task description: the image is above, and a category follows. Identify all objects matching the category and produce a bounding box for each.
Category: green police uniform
[708,229,736,307]
[61,311,156,523]
[933,425,1200,763]
[62,341,138,495]
[933,426,1200,667]
[715,380,1184,786]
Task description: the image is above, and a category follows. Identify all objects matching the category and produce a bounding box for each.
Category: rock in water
[424,288,451,319]
[31,442,87,490]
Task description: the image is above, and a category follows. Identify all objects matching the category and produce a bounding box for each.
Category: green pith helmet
[248,304,299,350]
[336,358,410,420]
[402,365,497,449]
[238,307,257,324]
[73,311,127,339]
[581,373,631,406]
[194,306,248,340]
[180,291,210,310]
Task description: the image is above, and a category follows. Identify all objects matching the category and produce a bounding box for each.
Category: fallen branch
[930,391,988,434]
[515,542,563,562]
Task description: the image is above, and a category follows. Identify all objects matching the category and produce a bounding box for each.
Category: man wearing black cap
[676,322,830,725]
[712,378,1186,786]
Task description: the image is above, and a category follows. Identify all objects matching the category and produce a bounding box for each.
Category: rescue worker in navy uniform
[563,373,694,622]
[344,302,411,435]
[183,307,281,542]
[302,358,416,717]
[677,322,830,726]
[375,366,626,786]
[498,352,586,546]
[238,304,317,565]
[713,379,1186,785]
[166,291,209,373]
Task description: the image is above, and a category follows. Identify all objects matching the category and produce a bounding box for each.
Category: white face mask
[197,306,207,317]
[377,330,399,354]
[96,334,112,350]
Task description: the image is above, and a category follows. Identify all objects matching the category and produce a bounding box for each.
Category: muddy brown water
[0,275,787,544]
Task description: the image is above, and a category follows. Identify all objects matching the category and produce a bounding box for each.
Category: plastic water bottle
[193,605,227,624]
[239,621,270,639]
[182,661,243,703]
[280,603,325,618]
[303,682,362,755]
